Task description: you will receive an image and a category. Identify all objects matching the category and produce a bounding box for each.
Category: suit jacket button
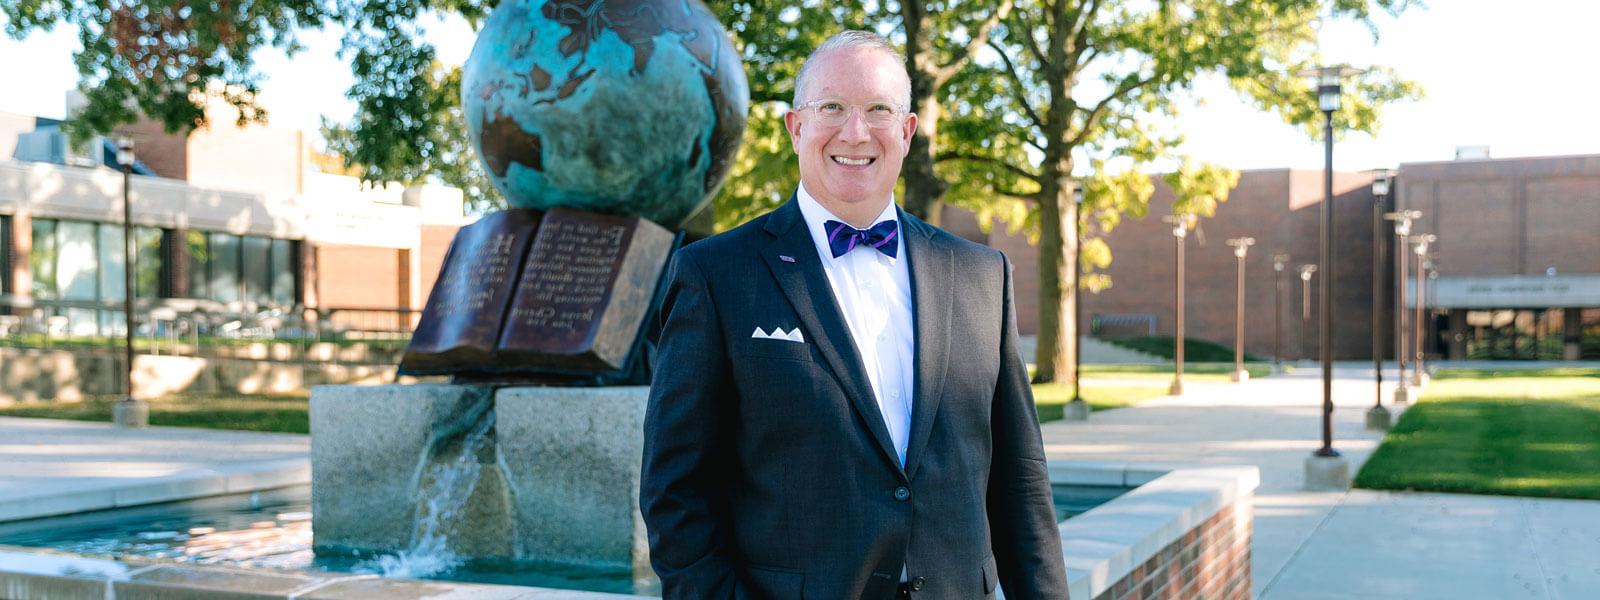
[910,576,926,591]
[893,486,910,501]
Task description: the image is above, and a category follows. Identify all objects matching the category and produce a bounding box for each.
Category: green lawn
[0,393,312,434]
[1100,336,1267,362]
[1354,368,1600,500]
[1033,382,1169,422]
[1080,362,1273,382]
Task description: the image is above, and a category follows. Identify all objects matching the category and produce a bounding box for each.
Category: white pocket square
[752,326,805,343]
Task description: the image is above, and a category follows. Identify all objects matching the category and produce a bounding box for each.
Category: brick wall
[315,244,401,309]
[986,169,1385,359]
[1092,500,1252,600]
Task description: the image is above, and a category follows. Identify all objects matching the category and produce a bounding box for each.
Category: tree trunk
[1032,178,1075,384]
[899,3,948,224]
[901,94,948,224]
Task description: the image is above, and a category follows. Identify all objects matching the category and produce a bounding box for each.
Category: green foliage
[712,103,797,231]
[1355,371,1600,500]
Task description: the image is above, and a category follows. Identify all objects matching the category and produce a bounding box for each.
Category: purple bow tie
[825,219,899,259]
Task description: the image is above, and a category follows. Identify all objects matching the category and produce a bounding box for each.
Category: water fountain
[307,0,748,591]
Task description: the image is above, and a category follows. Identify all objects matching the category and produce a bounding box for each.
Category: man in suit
[641,30,1069,600]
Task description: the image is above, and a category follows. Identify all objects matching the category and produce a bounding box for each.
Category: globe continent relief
[462,0,750,229]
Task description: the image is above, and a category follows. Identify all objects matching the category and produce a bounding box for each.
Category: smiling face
[784,46,916,226]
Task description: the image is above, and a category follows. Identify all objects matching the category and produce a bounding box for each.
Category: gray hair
[791,30,912,109]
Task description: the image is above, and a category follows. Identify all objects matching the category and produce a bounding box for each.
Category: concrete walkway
[1039,363,1600,600]
[0,417,309,522]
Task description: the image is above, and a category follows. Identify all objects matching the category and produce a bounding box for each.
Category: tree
[940,0,1421,383]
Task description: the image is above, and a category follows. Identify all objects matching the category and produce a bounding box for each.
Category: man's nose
[838,108,872,142]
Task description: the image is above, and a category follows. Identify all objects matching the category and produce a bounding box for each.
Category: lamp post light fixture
[1272,253,1290,374]
[1162,213,1195,397]
[1298,264,1317,361]
[1226,237,1255,382]
[1383,208,1421,404]
[1063,184,1091,421]
[1367,170,1397,431]
[113,135,147,428]
[1298,64,1362,489]
[1412,234,1437,388]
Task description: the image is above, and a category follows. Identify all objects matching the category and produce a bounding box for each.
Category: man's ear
[784,110,803,153]
[900,112,918,157]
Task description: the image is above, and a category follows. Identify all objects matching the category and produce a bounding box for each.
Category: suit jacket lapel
[900,210,951,481]
[761,199,903,474]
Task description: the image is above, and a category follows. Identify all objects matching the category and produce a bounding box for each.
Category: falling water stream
[358,405,498,579]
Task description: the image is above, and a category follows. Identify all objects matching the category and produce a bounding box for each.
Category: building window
[184,231,298,307]
[0,214,11,296]
[28,218,164,302]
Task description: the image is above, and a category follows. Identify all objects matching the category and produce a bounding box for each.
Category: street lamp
[1162,214,1194,396]
[1298,64,1363,488]
[1368,170,1396,430]
[1383,208,1421,404]
[1411,234,1437,388]
[1273,253,1290,373]
[1226,237,1255,382]
[1299,264,1317,361]
[1063,184,1090,421]
[113,135,147,428]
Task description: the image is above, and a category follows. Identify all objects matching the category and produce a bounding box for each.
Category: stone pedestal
[112,398,149,428]
[1304,454,1351,491]
[1365,405,1392,431]
[1062,398,1090,421]
[1392,384,1410,405]
[310,384,650,578]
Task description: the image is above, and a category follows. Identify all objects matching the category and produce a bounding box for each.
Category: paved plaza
[1,363,1597,598]
[1044,363,1600,600]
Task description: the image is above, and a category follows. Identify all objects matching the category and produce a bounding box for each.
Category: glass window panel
[187,230,208,299]
[242,236,271,305]
[57,221,99,302]
[30,219,57,299]
[98,224,126,302]
[209,232,240,304]
[136,227,162,299]
[0,215,10,295]
[271,239,295,306]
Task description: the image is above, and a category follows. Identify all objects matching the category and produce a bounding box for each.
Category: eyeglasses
[795,99,908,129]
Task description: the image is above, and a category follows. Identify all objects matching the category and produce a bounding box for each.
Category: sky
[2,0,1597,173]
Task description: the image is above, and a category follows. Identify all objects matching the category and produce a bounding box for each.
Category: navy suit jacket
[640,199,1068,599]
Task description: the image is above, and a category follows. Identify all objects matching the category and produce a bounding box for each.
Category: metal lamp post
[1298,65,1362,472]
[1383,209,1421,404]
[1273,253,1290,373]
[1162,214,1193,396]
[1063,184,1091,421]
[1367,170,1396,430]
[1299,264,1317,361]
[113,135,148,428]
[1226,237,1255,382]
[1411,234,1436,387]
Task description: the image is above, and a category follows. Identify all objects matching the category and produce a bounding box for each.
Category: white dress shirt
[796,183,916,468]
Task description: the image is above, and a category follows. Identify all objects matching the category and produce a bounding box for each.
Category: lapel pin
[779,255,796,263]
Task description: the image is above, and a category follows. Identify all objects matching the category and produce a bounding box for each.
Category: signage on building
[1423,274,1600,308]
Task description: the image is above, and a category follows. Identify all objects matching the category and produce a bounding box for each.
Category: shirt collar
[796,182,900,262]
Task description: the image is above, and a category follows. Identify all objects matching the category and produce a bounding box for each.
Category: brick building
[0,104,470,335]
[969,154,1600,362]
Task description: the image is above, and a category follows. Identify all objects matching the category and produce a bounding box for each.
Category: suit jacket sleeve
[987,252,1071,598]
[640,249,741,599]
